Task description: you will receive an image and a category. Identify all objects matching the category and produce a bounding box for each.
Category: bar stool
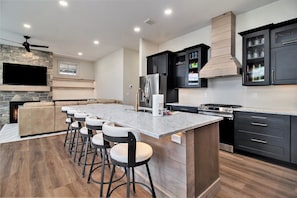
[85,117,114,198]
[61,106,72,147]
[102,122,156,198]
[72,111,89,163]
[66,109,78,155]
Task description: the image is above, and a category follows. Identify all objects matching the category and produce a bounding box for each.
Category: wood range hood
[200,11,241,78]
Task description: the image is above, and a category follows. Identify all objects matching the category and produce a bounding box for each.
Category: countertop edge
[234,107,297,116]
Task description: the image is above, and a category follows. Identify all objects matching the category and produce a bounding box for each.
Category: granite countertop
[234,107,297,116]
[66,103,222,139]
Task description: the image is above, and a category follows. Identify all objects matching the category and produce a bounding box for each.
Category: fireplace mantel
[0,85,51,92]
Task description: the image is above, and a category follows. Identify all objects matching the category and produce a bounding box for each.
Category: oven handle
[198,111,234,120]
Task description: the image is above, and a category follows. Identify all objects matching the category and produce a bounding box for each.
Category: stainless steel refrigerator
[139,73,178,109]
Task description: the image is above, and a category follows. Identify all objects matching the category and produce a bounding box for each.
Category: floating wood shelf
[52,78,95,100]
[0,85,51,92]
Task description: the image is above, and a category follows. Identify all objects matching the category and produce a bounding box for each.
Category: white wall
[139,38,158,76]
[94,49,124,100]
[53,55,94,79]
[123,49,139,105]
[157,0,297,110]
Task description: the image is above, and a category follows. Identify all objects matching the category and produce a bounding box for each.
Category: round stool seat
[92,132,104,146]
[74,112,89,120]
[67,109,77,116]
[110,142,153,163]
[80,127,88,135]
[86,116,106,126]
[62,106,72,113]
[71,121,79,129]
[66,117,71,123]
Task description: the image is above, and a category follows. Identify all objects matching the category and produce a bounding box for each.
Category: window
[58,62,78,76]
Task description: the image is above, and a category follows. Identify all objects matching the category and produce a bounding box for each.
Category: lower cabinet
[291,116,297,164]
[234,111,290,162]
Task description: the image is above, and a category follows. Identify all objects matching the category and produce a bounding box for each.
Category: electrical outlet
[171,134,182,144]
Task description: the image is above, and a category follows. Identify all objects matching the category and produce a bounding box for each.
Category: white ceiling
[0,0,278,61]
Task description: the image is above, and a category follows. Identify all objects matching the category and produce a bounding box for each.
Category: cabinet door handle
[271,69,275,84]
[251,138,268,144]
[282,39,297,45]
[251,122,268,127]
[242,72,245,83]
[251,116,267,119]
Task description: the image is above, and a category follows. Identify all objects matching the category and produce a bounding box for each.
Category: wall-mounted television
[3,63,47,86]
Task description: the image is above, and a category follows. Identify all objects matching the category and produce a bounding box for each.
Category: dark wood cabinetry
[239,18,297,86]
[291,116,297,164]
[174,44,209,88]
[240,29,270,85]
[147,51,176,89]
[234,111,290,162]
[271,23,297,84]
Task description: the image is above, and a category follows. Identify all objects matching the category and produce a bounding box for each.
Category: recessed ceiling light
[134,27,141,33]
[93,40,100,45]
[164,8,172,16]
[78,52,83,56]
[59,0,68,7]
[23,24,31,29]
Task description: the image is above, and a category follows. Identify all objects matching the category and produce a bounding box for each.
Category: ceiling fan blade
[0,38,22,44]
[30,44,49,48]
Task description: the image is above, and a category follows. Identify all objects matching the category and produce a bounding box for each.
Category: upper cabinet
[241,29,270,85]
[271,23,297,85]
[147,51,176,89]
[239,18,297,86]
[147,44,209,89]
[174,44,209,88]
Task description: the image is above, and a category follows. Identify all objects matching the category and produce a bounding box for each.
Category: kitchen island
[67,103,222,197]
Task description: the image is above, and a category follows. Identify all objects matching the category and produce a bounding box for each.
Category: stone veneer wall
[0,44,53,125]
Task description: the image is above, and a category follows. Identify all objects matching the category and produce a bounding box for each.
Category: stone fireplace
[0,44,53,126]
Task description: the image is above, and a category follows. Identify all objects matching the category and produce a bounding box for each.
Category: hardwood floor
[0,134,296,197]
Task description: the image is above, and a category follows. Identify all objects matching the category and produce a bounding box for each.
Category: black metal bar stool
[61,106,73,147]
[85,117,113,198]
[102,121,156,198]
[72,111,89,163]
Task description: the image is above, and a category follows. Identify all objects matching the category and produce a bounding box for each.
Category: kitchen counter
[69,103,222,139]
[235,107,297,116]
[66,103,222,197]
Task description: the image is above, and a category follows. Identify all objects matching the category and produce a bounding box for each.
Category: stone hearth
[0,44,53,125]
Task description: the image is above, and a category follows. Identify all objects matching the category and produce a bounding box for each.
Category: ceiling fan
[0,35,49,52]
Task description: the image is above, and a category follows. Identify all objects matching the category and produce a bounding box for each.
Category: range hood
[200,11,241,78]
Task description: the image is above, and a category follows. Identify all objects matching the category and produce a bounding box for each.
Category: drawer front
[234,112,290,138]
[235,130,290,162]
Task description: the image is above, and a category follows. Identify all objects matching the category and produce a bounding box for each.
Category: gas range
[198,103,242,119]
[198,103,242,153]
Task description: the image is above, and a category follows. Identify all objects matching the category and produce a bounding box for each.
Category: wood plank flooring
[0,134,296,197]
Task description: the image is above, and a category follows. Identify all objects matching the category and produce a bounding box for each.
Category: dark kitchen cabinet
[240,28,270,85]
[291,116,297,164]
[239,18,297,86]
[234,111,290,162]
[270,23,297,85]
[147,51,176,89]
[174,44,209,88]
[175,51,187,87]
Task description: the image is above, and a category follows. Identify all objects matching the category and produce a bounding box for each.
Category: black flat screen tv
[3,63,47,86]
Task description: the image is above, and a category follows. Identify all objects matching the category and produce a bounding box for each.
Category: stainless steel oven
[198,104,242,153]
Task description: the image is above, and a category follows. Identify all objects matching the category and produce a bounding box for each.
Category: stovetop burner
[198,103,242,114]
